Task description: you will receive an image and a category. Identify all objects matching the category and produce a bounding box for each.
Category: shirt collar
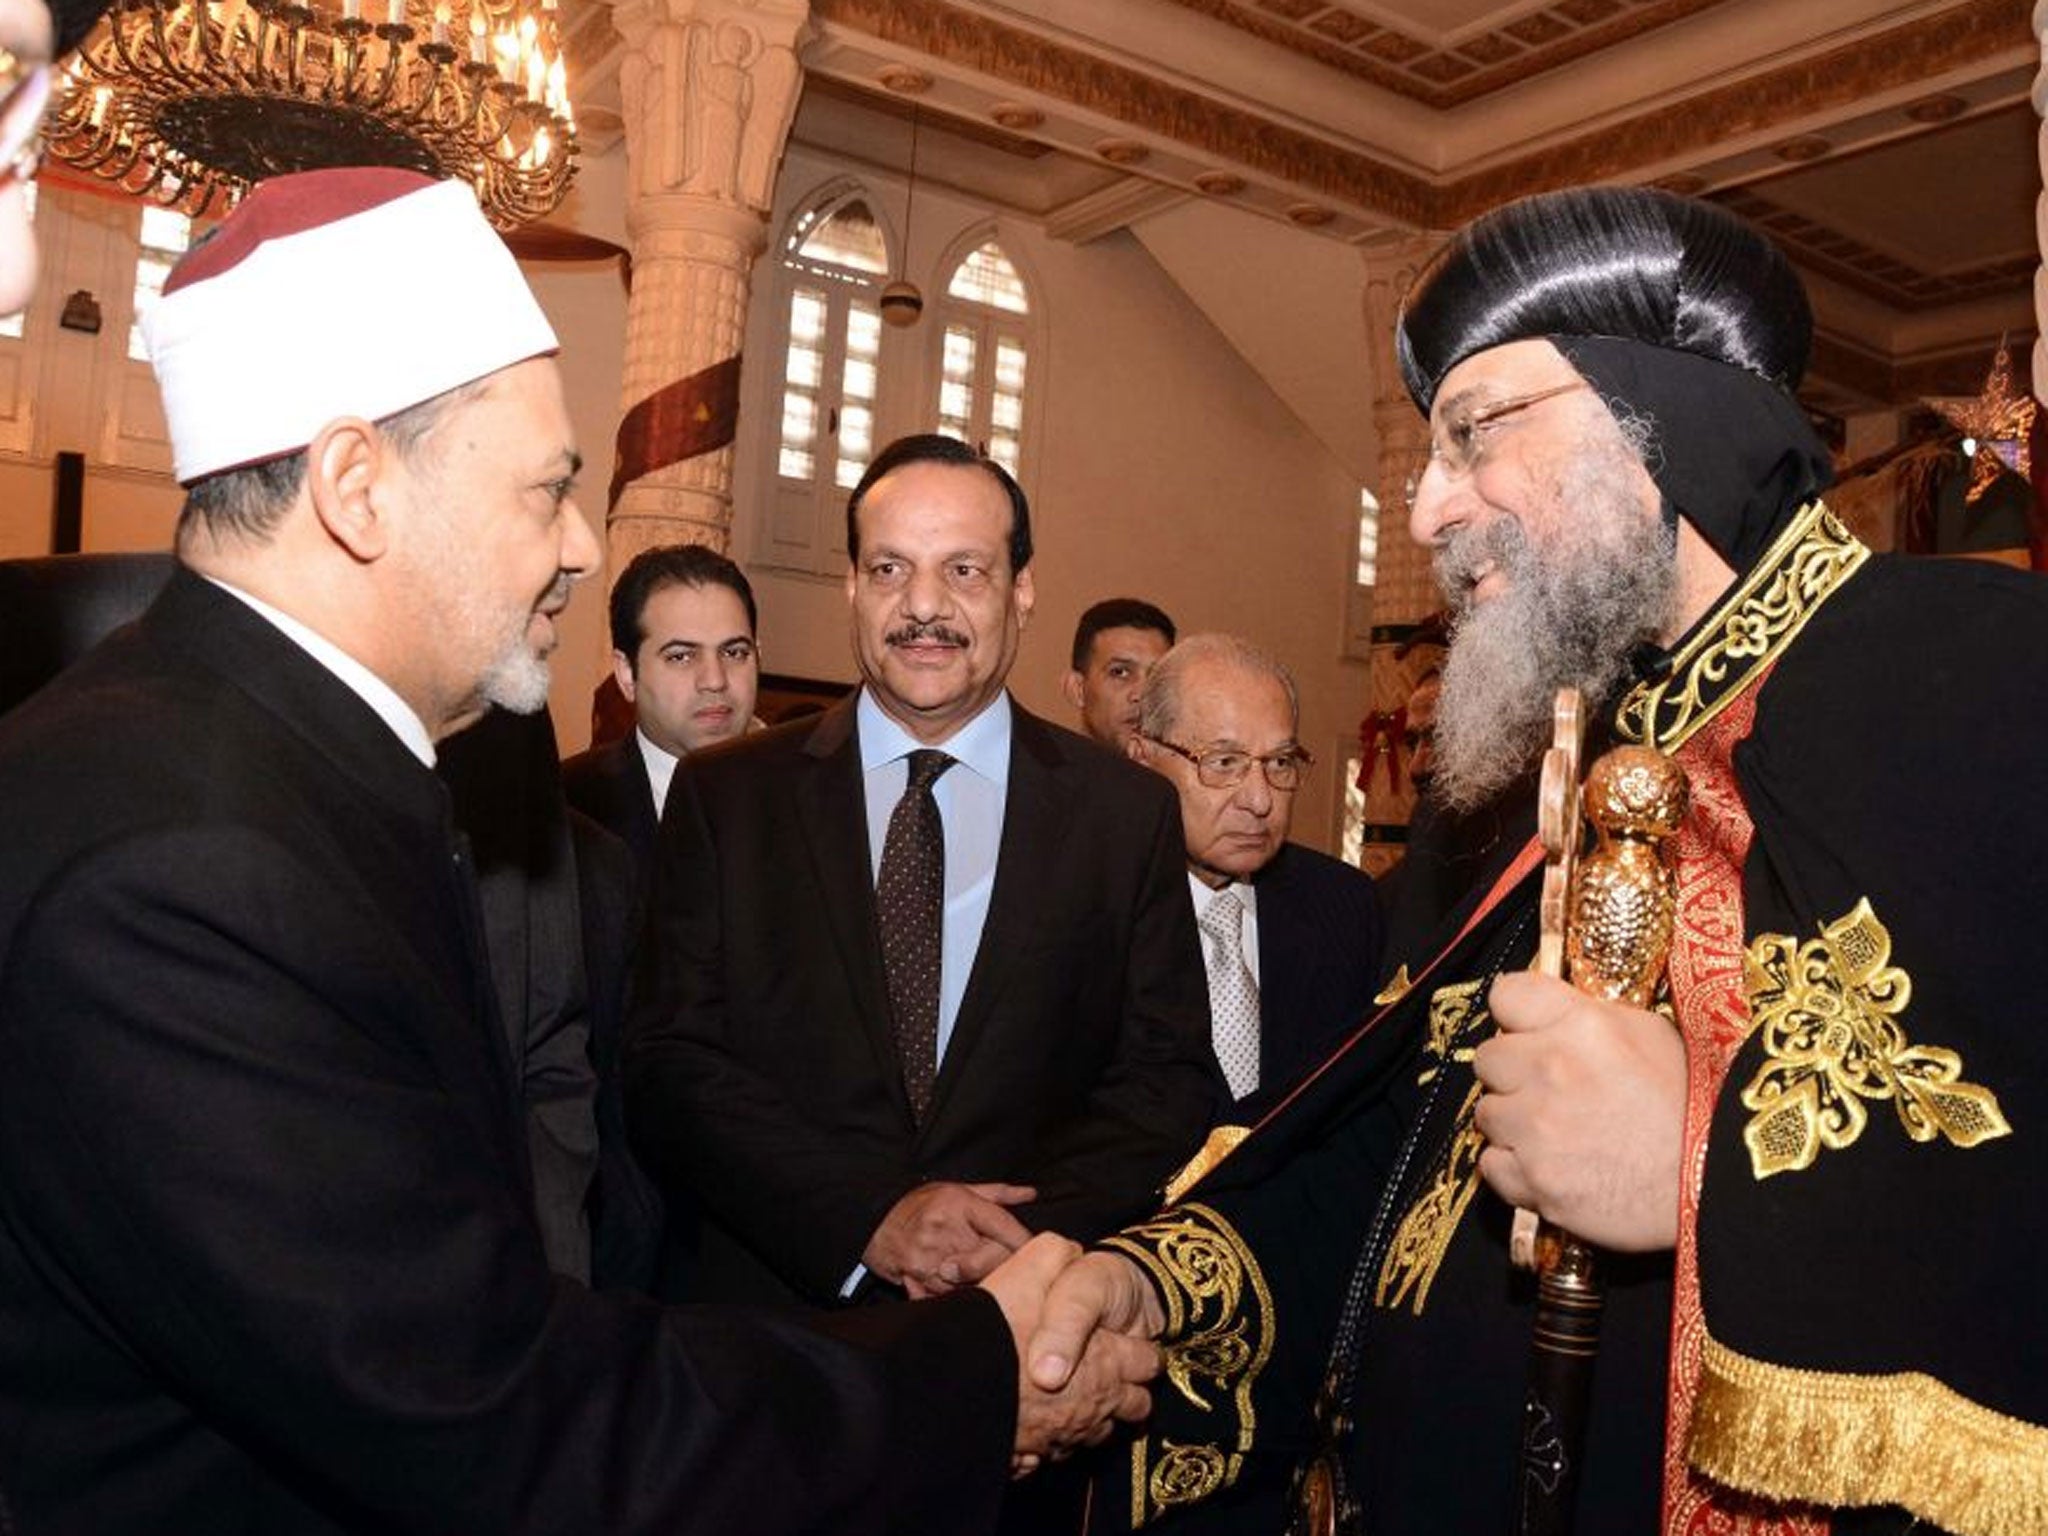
[856,687,1013,788]
[202,575,437,767]
[635,727,681,813]
[1188,871,1258,918]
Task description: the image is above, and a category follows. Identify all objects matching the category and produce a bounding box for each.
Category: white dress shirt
[636,728,681,817]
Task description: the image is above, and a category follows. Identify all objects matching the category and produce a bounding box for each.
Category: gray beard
[480,643,553,716]
[1428,443,1677,815]
[478,577,572,718]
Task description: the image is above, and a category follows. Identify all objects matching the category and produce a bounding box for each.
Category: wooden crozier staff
[1510,687,1688,1536]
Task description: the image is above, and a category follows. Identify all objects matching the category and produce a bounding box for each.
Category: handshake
[981,1233,1165,1475]
[858,1180,1163,1471]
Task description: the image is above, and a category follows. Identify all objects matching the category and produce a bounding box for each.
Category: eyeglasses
[1142,736,1312,791]
[1404,380,1589,512]
[0,48,55,191]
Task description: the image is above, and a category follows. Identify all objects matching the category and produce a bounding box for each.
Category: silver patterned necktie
[1199,887,1260,1100]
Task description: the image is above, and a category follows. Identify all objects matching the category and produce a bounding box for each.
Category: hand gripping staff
[1510,687,1688,1536]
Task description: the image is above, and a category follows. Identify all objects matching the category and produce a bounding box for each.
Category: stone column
[608,0,808,566]
[1355,230,1445,873]
[1360,231,1443,624]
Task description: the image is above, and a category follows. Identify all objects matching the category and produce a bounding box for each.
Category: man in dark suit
[440,706,668,1291]
[627,433,1215,1313]
[1062,595,1175,751]
[0,169,1153,1535]
[564,543,759,888]
[1131,634,1383,1125]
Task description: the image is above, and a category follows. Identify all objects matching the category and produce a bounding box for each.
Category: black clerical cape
[1103,504,2048,1536]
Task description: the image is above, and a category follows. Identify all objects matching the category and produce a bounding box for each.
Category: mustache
[1432,516,1528,619]
[886,621,969,648]
[538,574,576,615]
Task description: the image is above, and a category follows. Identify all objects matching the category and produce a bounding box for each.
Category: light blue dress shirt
[857,687,1011,1063]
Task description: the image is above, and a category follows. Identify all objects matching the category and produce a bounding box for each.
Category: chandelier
[45,0,578,229]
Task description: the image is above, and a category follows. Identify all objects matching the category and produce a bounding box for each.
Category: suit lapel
[929,707,1070,1117]
[1253,853,1301,1088]
[793,700,903,1094]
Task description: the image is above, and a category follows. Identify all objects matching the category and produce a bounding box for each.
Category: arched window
[933,235,1032,475]
[775,188,888,493]
[758,182,898,576]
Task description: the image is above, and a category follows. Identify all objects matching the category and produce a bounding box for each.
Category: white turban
[146,168,558,484]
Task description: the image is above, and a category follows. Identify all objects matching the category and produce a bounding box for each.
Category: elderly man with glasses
[1130,633,1382,1130]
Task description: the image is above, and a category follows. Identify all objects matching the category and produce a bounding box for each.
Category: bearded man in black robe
[1032,185,2048,1536]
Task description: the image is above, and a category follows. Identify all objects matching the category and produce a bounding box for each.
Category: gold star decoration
[1926,341,2036,504]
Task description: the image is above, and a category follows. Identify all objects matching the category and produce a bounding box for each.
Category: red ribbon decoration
[1356,707,1408,796]
[607,353,744,511]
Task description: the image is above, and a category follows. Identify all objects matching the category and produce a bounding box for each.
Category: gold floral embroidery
[1163,1124,1251,1203]
[1417,979,1483,1086]
[1372,980,1489,1313]
[1149,1442,1229,1508]
[1103,1204,1273,1526]
[1374,1083,1484,1315]
[1740,898,2010,1178]
[1373,963,1415,1007]
[1616,501,1868,755]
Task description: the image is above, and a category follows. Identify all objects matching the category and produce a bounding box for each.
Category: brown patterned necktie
[877,748,953,1122]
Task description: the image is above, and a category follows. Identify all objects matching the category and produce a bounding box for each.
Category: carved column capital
[614,0,809,217]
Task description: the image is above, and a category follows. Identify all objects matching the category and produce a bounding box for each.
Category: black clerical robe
[0,569,1015,1534]
[1101,504,2048,1536]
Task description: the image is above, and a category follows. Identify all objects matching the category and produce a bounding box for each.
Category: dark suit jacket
[1230,842,1385,1123]
[439,709,670,1294]
[626,694,1215,1306]
[0,570,1014,1534]
[568,808,671,1294]
[439,707,603,1282]
[563,733,659,892]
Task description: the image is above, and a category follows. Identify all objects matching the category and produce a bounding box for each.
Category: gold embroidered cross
[1740,899,2010,1179]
